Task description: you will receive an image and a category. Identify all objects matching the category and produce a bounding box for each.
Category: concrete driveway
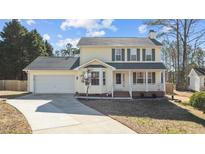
[7,94,135,134]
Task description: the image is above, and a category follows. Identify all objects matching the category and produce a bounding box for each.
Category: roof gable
[193,67,205,76]
[74,59,115,70]
[77,37,162,47]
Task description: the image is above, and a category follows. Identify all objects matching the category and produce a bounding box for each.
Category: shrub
[190,92,205,112]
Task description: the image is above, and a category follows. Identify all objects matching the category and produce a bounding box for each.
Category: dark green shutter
[122,49,125,61]
[137,49,140,61]
[112,49,115,61]
[142,49,146,61]
[152,49,155,61]
[127,49,130,61]
[133,72,136,84]
[152,72,156,83]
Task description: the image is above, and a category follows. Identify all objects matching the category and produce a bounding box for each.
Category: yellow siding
[80,46,161,64]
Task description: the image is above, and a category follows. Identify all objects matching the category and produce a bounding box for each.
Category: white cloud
[26,19,35,26]
[60,19,117,36]
[56,38,79,48]
[86,30,105,37]
[57,34,63,38]
[161,26,172,33]
[138,24,147,33]
[43,34,50,41]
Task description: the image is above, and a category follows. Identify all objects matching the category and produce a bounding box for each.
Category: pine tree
[45,40,53,56]
[0,20,54,80]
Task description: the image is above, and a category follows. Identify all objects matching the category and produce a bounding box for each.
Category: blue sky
[0,19,155,51]
[0,19,204,51]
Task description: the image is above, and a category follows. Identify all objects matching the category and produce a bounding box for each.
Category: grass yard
[0,100,31,134]
[0,91,31,134]
[79,98,205,134]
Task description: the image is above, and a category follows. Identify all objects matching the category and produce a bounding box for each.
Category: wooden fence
[0,80,27,91]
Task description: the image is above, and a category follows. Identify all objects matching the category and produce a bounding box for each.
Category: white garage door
[34,75,75,93]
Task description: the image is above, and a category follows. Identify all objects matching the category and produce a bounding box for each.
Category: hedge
[190,92,205,112]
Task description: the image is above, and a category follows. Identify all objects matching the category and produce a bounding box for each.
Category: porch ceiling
[106,62,166,70]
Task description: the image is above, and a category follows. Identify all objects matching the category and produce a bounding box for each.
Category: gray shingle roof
[77,37,162,47]
[194,67,205,76]
[106,62,166,69]
[23,56,80,70]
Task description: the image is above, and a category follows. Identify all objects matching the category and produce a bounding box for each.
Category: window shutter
[152,72,156,83]
[133,72,136,84]
[152,49,155,61]
[122,49,125,61]
[137,49,140,61]
[127,49,130,61]
[142,49,146,61]
[112,49,115,61]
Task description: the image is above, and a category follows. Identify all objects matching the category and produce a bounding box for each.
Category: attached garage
[34,75,75,93]
[23,56,80,94]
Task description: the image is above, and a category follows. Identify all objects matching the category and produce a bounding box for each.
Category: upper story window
[115,49,122,61]
[146,50,152,61]
[130,49,137,61]
[112,48,125,61]
[143,49,155,61]
[127,48,140,61]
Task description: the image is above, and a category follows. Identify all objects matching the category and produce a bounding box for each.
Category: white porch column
[99,69,103,92]
[163,70,166,91]
[129,70,132,98]
[145,71,148,92]
[111,71,114,97]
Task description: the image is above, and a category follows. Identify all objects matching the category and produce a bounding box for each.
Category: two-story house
[24,30,166,98]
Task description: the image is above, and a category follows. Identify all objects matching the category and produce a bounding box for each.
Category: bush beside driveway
[79,98,205,134]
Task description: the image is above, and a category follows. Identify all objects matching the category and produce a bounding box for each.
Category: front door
[115,73,125,90]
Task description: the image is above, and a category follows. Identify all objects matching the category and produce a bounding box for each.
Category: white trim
[111,71,114,97]
[163,70,166,91]
[74,59,116,70]
[128,70,132,98]
[145,71,148,92]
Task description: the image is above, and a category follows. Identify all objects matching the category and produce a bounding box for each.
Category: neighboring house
[188,67,205,92]
[23,30,166,98]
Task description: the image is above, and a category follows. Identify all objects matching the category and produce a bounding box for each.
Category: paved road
[7,94,135,134]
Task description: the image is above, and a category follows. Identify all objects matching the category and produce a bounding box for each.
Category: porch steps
[113,91,130,97]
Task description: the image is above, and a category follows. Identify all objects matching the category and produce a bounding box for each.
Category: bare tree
[80,69,91,97]
[146,19,205,90]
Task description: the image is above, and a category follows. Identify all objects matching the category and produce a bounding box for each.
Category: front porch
[111,70,165,98]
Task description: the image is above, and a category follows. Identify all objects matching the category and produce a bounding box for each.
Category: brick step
[114,91,130,97]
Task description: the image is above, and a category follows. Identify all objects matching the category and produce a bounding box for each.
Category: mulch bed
[79,98,205,134]
[0,100,32,134]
